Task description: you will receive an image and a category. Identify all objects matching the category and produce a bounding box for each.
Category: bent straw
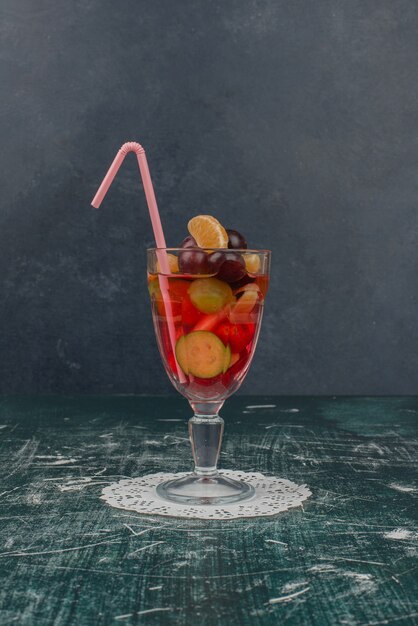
[91,141,186,382]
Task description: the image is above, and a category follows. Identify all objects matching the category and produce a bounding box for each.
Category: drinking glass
[147,248,270,505]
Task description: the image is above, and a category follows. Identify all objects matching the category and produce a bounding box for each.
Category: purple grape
[180,235,197,249]
[227,229,247,250]
[178,248,209,275]
[230,273,255,291]
[178,235,209,274]
[216,251,246,283]
[206,251,227,275]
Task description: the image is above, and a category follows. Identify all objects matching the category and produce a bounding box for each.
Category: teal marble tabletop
[0,396,417,625]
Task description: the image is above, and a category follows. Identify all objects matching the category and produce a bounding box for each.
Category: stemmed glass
[148,247,270,505]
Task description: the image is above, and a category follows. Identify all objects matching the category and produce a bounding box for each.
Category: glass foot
[156,473,255,505]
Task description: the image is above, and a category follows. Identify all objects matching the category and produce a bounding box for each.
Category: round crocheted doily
[101,471,311,520]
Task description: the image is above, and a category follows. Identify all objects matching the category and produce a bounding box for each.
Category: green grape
[188,278,234,314]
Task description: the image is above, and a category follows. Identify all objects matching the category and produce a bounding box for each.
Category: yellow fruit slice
[244,253,261,274]
[188,215,228,249]
[229,353,240,368]
[229,286,260,323]
[156,253,179,274]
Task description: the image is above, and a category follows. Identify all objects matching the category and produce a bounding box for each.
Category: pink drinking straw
[91,141,186,382]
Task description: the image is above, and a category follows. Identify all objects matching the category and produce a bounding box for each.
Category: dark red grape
[230,273,255,291]
[178,248,209,274]
[180,235,197,248]
[216,251,246,283]
[227,229,247,250]
[206,251,227,275]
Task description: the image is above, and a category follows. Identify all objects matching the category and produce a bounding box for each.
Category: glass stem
[189,402,224,477]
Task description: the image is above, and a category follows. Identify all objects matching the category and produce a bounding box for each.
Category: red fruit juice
[148,273,268,403]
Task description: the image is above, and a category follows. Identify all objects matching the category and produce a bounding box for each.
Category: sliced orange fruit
[229,285,260,323]
[188,215,228,249]
[244,253,261,274]
[156,253,179,274]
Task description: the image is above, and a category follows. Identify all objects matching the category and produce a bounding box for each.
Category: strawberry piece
[192,304,230,332]
[215,322,255,353]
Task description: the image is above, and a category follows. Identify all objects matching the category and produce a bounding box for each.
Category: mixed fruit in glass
[148,215,269,401]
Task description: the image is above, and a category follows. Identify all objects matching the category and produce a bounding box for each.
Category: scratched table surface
[0,396,417,626]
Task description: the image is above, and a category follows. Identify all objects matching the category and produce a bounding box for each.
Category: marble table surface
[0,395,417,625]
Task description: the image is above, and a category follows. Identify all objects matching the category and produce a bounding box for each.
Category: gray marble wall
[1,1,417,394]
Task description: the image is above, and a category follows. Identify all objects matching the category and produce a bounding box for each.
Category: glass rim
[148,247,271,254]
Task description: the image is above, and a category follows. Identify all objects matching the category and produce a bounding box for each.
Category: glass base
[156,473,255,505]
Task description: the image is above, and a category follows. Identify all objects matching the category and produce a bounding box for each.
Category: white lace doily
[101,471,311,520]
